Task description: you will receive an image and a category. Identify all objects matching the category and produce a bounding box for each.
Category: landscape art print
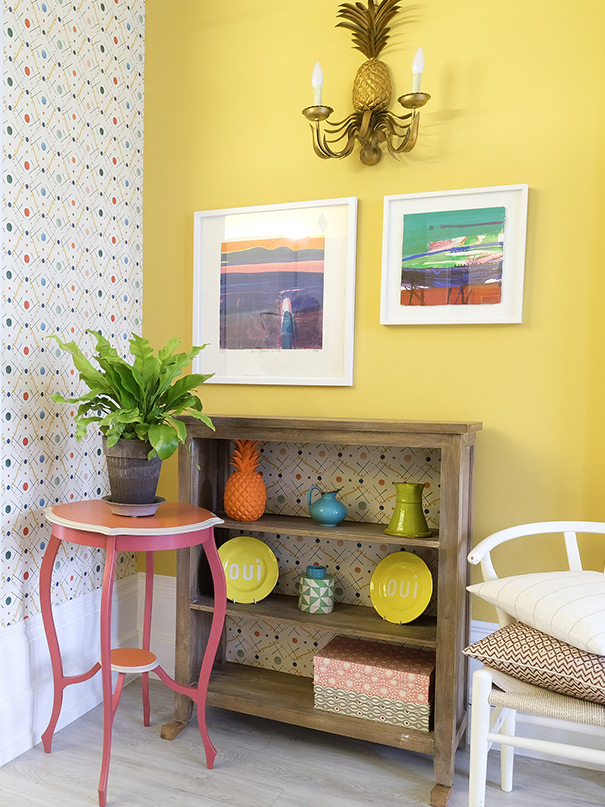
[193,196,357,384]
[399,207,506,306]
[219,236,325,350]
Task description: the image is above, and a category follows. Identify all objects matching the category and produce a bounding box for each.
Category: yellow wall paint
[143,0,605,613]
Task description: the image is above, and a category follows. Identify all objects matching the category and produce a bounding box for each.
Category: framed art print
[380,185,528,324]
[193,197,357,385]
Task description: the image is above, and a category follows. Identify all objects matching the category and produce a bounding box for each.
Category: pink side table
[41,499,226,807]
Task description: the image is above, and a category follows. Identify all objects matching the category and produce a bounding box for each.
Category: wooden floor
[1,680,603,807]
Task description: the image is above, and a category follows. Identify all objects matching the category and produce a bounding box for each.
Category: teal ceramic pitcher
[307,486,347,527]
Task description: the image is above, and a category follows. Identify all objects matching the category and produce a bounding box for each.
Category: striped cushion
[464,622,605,705]
[467,570,605,654]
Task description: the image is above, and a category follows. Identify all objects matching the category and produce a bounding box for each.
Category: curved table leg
[40,533,64,753]
[141,552,154,726]
[194,529,227,769]
[41,530,104,754]
[98,537,118,807]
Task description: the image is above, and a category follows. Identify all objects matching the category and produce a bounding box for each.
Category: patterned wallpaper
[1,0,145,627]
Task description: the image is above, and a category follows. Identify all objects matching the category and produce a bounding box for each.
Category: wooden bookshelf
[167,416,481,807]
[206,662,436,754]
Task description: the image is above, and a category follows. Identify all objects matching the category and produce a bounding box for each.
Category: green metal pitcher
[384,482,431,538]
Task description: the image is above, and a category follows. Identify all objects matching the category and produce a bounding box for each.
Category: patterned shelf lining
[223,441,441,677]
[257,441,440,525]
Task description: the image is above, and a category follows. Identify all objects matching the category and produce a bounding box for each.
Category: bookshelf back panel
[249,442,441,528]
[221,527,438,616]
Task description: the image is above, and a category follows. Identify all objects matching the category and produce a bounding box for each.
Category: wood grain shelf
[207,662,436,755]
[191,592,438,648]
[217,512,440,549]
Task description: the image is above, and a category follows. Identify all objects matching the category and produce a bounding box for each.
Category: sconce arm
[395,110,420,153]
[303,93,424,163]
[377,109,421,155]
[323,111,363,137]
[308,119,358,160]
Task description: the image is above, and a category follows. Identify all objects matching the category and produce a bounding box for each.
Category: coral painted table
[40,499,226,807]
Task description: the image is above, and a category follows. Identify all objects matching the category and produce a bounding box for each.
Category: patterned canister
[298,565,335,614]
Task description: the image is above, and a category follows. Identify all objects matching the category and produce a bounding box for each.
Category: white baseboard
[0,574,139,767]
[3,578,603,772]
[139,587,605,769]
[134,589,605,770]
[136,572,176,677]
[0,572,176,769]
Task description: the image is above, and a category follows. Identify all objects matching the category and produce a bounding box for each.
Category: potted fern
[49,330,214,507]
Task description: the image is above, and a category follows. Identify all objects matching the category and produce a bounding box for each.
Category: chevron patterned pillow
[467,570,605,655]
[464,622,605,705]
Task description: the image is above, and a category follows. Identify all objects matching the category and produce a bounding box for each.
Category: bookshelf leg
[430,783,452,806]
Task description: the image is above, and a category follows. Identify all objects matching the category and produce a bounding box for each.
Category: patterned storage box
[313,635,435,730]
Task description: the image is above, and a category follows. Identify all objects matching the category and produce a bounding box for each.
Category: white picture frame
[380,184,528,325]
[192,197,357,385]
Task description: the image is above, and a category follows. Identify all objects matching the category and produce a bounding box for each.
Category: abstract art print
[193,198,357,385]
[219,236,325,351]
[381,186,528,324]
[400,207,505,307]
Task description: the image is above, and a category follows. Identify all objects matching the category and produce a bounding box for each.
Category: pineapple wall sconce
[302,0,430,166]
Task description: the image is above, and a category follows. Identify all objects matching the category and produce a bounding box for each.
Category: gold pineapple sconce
[302,0,430,166]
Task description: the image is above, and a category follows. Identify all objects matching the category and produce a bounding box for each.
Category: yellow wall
[143,0,605,615]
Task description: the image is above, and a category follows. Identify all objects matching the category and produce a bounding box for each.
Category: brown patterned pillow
[463,622,605,705]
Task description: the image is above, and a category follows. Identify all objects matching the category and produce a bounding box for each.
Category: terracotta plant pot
[103,437,162,504]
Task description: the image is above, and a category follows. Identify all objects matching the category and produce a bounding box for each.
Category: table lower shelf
[204,662,435,755]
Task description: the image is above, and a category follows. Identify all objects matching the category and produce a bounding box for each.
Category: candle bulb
[411,47,424,93]
[312,62,323,106]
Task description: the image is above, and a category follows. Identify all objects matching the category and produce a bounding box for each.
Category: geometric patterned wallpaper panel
[223,529,438,678]
[224,527,438,614]
[1,1,144,626]
[221,441,441,677]
[256,442,441,529]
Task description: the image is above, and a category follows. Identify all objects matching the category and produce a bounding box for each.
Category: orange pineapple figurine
[223,439,267,521]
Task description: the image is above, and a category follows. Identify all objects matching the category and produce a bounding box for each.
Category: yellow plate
[218,535,279,604]
[369,551,433,624]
